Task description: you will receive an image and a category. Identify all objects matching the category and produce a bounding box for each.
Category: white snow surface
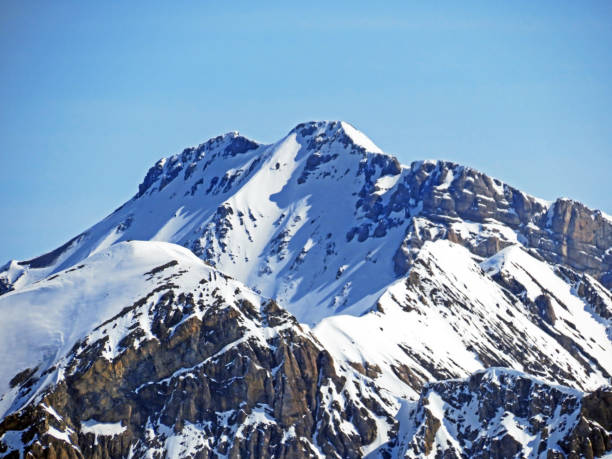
[81,420,126,445]
[2,120,607,333]
[0,121,408,325]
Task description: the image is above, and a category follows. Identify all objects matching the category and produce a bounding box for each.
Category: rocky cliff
[0,242,394,458]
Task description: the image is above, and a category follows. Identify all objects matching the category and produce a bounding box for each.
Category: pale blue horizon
[1,1,611,261]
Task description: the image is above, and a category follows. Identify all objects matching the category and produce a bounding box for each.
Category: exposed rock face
[0,277,11,295]
[556,264,612,324]
[373,161,612,288]
[398,368,612,459]
[580,386,612,443]
[0,244,394,458]
[136,132,259,199]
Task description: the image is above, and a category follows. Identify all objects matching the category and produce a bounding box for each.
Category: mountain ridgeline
[0,121,611,458]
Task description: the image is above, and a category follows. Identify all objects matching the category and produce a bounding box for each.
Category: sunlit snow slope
[0,241,252,416]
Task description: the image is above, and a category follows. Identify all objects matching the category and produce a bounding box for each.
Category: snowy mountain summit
[1,121,611,458]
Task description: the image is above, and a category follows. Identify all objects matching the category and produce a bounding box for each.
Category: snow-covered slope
[1,122,409,325]
[1,240,285,420]
[0,241,204,409]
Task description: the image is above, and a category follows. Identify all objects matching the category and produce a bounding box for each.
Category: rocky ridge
[0,242,395,458]
[2,121,611,312]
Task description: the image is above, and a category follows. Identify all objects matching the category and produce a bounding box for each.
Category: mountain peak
[289,120,383,154]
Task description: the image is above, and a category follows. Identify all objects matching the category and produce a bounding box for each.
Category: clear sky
[1,1,611,261]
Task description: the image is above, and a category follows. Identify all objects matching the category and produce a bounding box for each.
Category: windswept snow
[340,121,383,153]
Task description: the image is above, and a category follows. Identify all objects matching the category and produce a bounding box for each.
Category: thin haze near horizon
[1,1,611,261]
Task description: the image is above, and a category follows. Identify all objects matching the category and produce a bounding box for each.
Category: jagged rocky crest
[0,121,611,458]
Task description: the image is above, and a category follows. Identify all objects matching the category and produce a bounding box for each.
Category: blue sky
[1,1,611,261]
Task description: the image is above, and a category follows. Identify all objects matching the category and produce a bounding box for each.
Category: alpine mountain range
[0,121,611,458]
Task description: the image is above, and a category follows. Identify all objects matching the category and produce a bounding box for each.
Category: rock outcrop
[367,160,612,288]
[398,368,612,458]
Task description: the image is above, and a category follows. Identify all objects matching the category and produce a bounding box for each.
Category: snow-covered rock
[395,368,612,458]
[0,240,395,458]
[315,240,612,403]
